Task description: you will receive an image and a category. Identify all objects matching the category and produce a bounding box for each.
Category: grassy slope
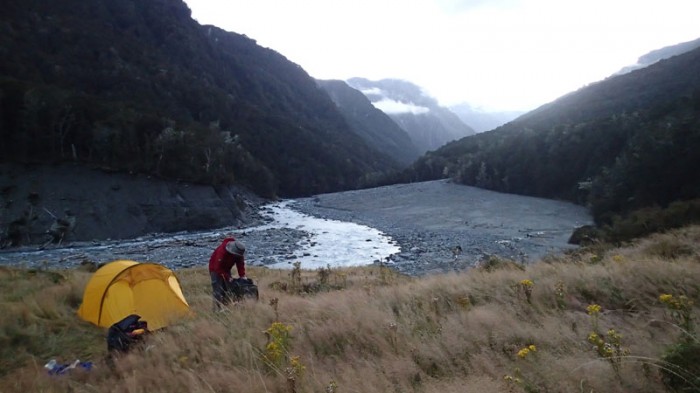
[1,227,699,392]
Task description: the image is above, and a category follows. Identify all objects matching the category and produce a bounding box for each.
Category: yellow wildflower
[517,345,537,358]
[586,304,602,315]
[603,344,614,356]
[607,329,621,340]
[520,279,534,288]
[289,355,306,377]
[588,332,602,345]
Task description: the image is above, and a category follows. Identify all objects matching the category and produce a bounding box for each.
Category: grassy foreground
[1,227,699,393]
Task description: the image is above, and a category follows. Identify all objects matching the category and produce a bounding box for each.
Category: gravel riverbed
[0,180,592,276]
[290,179,592,275]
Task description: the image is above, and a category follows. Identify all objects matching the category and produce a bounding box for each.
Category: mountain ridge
[347,78,476,154]
[615,36,700,75]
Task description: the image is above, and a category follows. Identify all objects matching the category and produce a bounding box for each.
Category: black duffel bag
[107,314,148,353]
[227,277,259,301]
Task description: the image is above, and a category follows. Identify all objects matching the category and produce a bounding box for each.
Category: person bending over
[209,237,246,310]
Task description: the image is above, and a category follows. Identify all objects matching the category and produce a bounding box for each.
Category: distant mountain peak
[449,102,524,133]
[346,78,475,153]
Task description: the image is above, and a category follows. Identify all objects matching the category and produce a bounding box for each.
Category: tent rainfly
[77,260,190,330]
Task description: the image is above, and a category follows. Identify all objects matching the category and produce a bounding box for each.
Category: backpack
[227,277,259,301]
[107,314,148,353]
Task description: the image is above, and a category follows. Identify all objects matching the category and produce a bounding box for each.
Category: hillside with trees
[0,0,400,198]
[404,46,700,238]
[317,79,421,166]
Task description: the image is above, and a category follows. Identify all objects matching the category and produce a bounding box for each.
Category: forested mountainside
[347,78,476,154]
[317,80,421,166]
[616,36,700,75]
[0,0,400,198]
[404,46,700,229]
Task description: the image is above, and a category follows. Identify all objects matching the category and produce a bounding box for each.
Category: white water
[250,201,400,269]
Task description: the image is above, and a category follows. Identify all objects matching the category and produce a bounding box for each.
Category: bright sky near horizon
[184,0,700,112]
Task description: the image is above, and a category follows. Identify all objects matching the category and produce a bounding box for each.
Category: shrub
[478,255,524,272]
[661,342,700,392]
[602,199,700,243]
[645,239,694,259]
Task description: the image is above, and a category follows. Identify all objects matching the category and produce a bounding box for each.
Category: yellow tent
[77,260,190,330]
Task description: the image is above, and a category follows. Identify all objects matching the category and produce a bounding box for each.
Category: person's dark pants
[210,272,229,310]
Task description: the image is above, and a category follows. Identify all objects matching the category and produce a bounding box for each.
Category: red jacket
[209,237,245,279]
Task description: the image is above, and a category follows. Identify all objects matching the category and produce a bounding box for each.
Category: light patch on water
[251,200,400,269]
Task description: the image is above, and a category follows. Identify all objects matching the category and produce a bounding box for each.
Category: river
[0,200,400,271]
[0,180,592,276]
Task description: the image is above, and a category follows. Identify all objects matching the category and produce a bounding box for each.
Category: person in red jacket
[209,237,246,309]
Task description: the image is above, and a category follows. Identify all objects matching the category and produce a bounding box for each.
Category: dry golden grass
[1,226,699,392]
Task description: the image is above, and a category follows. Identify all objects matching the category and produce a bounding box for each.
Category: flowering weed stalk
[519,279,534,304]
[658,293,699,391]
[263,322,293,369]
[517,344,537,359]
[587,304,602,332]
[659,293,695,338]
[290,261,302,293]
[325,380,339,393]
[504,345,538,392]
[285,355,306,393]
[503,370,524,392]
[554,281,565,309]
[587,329,628,374]
[388,322,398,353]
[317,264,331,287]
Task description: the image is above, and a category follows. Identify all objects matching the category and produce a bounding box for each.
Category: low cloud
[359,87,383,95]
[373,99,430,115]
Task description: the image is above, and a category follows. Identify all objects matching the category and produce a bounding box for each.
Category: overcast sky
[184,0,699,112]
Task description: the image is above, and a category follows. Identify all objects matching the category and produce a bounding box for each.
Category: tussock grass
[1,226,700,392]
